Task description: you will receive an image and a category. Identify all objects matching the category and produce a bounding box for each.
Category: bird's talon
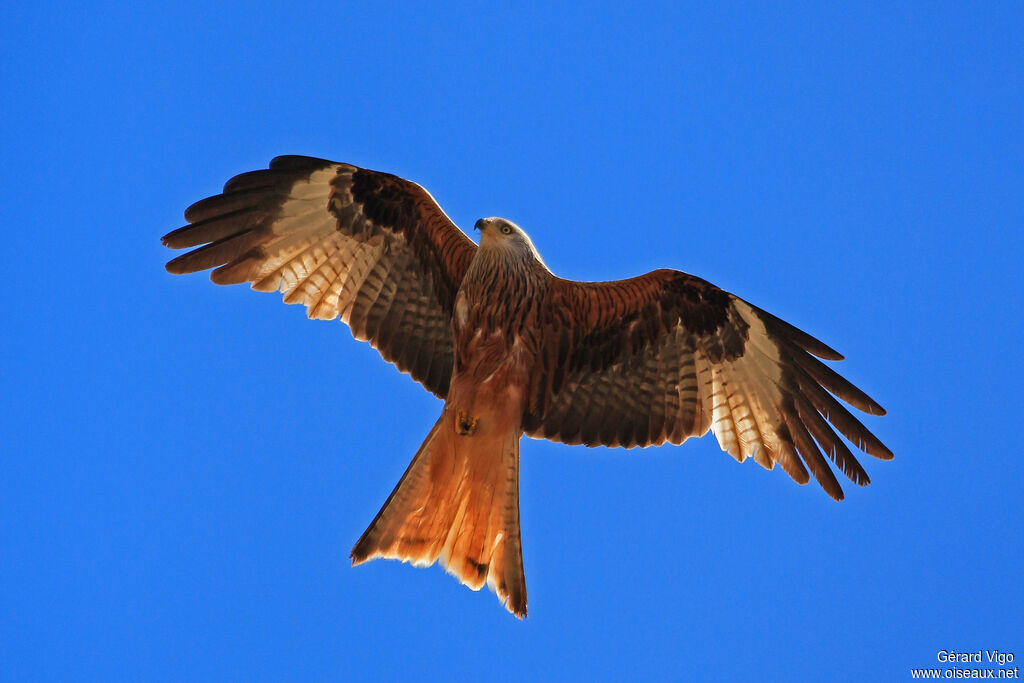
[456,411,479,436]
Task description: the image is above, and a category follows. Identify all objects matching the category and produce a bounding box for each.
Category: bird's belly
[447,330,530,428]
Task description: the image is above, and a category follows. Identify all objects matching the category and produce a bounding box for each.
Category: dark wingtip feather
[164,252,199,275]
[773,440,811,486]
[222,169,279,194]
[873,443,895,461]
[785,344,888,416]
[784,411,846,501]
[850,388,886,417]
[750,303,845,361]
[161,211,257,250]
[269,155,335,171]
[792,393,873,487]
[163,231,254,276]
[792,368,893,461]
[165,252,204,275]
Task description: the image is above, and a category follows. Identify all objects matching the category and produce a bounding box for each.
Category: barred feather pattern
[523,271,892,500]
[162,156,477,398]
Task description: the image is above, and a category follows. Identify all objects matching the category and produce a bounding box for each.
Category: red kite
[163,156,891,618]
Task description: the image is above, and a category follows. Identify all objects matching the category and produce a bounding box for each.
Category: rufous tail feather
[350,407,527,618]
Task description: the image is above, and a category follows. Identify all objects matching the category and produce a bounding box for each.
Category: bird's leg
[455,410,478,436]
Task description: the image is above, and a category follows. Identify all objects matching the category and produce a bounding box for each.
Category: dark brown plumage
[162,155,891,618]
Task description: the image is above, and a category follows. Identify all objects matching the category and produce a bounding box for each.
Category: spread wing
[162,156,477,398]
[523,270,892,500]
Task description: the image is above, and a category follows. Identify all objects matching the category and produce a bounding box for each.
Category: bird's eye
[501,225,513,235]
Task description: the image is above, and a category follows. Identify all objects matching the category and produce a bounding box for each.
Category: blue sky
[3,2,1021,681]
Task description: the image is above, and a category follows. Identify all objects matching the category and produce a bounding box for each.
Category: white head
[474,217,548,269]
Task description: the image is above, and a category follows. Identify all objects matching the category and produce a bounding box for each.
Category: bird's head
[474,217,547,267]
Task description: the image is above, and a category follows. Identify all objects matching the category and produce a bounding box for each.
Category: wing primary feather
[749,303,845,361]
[739,330,882,481]
[744,373,810,485]
[221,168,285,194]
[268,155,336,170]
[782,402,845,500]
[165,230,258,275]
[783,341,886,415]
[794,393,870,486]
[775,439,811,486]
[791,367,893,460]
[161,208,262,249]
[297,236,349,317]
[183,188,278,224]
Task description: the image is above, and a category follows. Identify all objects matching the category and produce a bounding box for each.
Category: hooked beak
[475,218,504,240]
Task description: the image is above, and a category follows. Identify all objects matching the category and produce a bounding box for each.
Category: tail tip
[350,537,375,567]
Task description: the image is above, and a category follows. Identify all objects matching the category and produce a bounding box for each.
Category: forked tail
[350,407,527,617]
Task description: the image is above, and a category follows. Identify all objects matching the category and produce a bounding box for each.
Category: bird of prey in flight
[162,155,891,618]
